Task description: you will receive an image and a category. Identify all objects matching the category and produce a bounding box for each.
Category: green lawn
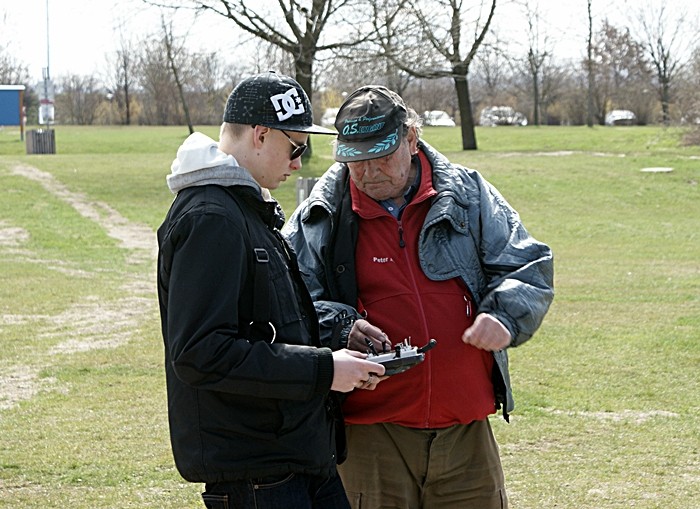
[0,124,698,508]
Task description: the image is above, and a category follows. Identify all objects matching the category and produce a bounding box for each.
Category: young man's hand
[331,349,386,392]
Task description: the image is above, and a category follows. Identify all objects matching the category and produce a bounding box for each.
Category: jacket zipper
[398,218,432,426]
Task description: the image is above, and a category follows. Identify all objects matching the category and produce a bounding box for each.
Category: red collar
[350,149,437,218]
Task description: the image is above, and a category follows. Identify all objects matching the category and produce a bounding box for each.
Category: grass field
[0,124,698,508]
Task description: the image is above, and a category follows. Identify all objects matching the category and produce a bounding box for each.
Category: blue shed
[0,85,26,139]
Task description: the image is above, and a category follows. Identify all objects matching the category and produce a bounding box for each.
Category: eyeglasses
[280,130,308,160]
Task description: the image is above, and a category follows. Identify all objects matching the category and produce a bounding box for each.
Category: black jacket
[157,183,339,483]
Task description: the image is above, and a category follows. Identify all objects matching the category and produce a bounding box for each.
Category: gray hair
[404,106,423,138]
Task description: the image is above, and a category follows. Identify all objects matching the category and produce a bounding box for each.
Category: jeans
[202,472,351,509]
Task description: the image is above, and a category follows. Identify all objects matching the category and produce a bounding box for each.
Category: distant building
[0,85,26,140]
[0,85,26,126]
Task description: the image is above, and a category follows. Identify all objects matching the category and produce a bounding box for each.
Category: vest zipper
[398,221,405,248]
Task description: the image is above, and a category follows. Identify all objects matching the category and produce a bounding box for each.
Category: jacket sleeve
[283,205,361,349]
[162,208,333,400]
[472,172,554,347]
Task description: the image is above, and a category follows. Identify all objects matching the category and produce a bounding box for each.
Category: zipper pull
[398,223,405,248]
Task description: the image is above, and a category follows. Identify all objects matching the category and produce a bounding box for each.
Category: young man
[283,85,554,508]
[157,72,384,509]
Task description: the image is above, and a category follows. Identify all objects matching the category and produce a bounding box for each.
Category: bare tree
[472,38,511,108]
[139,35,181,125]
[317,50,409,100]
[188,52,244,124]
[632,3,694,124]
[135,21,247,126]
[55,75,103,125]
[161,15,195,133]
[587,20,653,124]
[0,43,30,85]
[553,64,588,126]
[586,0,594,127]
[412,78,459,117]
[522,2,550,126]
[678,46,700,144]
[106,37,138,125]
[151,1,367,102]
[375,0,497,150]
[309,0,416,108]
[508,52,566,125]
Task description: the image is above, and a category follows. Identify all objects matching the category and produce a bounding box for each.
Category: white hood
[166,132,260,195]
[170,132,234,175]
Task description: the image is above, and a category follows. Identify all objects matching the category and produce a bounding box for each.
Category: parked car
[423,110,456,127]
[479,106,528,127]
[320,107,339,128]
[605,109,636,126]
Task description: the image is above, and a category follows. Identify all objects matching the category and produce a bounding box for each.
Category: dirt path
[0,164,158,410]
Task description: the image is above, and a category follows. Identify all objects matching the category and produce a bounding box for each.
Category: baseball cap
[334,85,408,162]
[223,71,335,135]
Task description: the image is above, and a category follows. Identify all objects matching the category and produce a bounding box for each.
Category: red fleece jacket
[343,151,495,428]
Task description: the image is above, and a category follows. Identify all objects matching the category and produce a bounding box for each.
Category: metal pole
[45,0,50,80]
[42,68,49,130]
[45,0,50,130]
[20,89,25,141]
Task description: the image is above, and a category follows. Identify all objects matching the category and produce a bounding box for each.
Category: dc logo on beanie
[270,88,305,121]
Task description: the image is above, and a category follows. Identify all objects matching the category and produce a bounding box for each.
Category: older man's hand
[462,314,511,351]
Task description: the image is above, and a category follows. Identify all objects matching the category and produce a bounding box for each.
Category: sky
[1,0,238,82]
[1,0,698,86]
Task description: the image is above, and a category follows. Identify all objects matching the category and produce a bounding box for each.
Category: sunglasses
[280,130,308,160]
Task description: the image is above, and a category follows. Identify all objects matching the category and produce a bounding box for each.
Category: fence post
[296,177,319,206]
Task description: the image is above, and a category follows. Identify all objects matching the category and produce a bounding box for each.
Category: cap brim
[334,127,403,162]
[266,123,337,135]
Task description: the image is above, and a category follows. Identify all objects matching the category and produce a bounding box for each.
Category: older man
[283,85,554,508]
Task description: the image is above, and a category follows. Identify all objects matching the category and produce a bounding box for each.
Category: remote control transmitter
[366,338,437,376]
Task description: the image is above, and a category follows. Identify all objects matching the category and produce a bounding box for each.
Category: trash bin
[26,129,56,154]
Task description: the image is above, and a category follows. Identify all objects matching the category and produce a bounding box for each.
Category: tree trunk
[533,72,540,126]
[295,54,316,157]
[661,79,671,125]
[586,0,594,128]
[294,57,314,102]
[122,52,132,126]
[124,82,131,126]
[170,58,193,134]
[454,72,477,150]
[162,20,193,134]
